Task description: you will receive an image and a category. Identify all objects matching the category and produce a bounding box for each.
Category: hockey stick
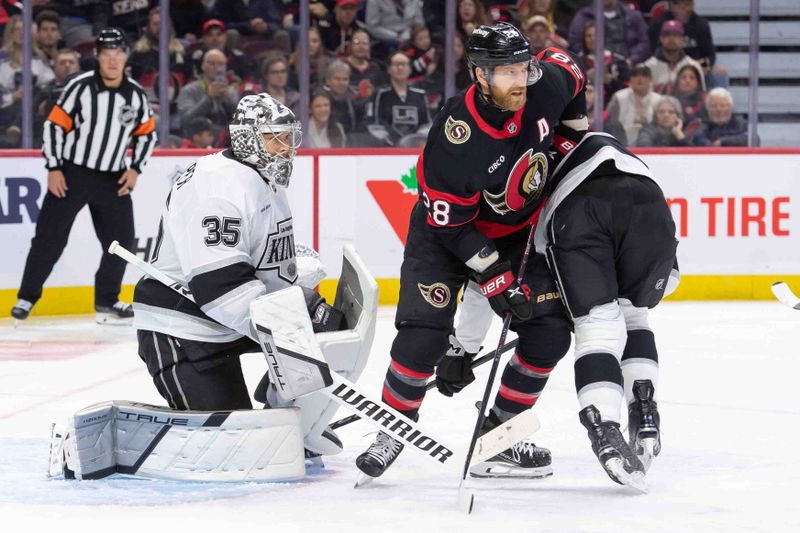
[328,338,519,431]
[108,241,195,302]
[457,222,540,514]
[772,281,800,310]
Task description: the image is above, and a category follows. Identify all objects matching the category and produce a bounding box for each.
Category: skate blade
[638,438,657,472]
[605,458,648,494]
[305,455,325,470]
[354,472,375,488]
[95,313,133,326]
[469,462,553,479]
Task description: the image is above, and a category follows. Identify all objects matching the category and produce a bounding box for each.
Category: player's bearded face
[484,62,529,111]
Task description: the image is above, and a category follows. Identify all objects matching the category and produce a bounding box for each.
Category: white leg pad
[48,401,305,482]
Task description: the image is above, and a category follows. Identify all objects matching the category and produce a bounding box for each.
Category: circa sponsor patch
[418,282,451,308]
[444,116,470,144]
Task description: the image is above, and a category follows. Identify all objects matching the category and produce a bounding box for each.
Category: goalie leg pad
[48,401,305,482]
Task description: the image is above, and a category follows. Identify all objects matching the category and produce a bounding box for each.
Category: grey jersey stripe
[152,331,177,408]
[167,337,190,409]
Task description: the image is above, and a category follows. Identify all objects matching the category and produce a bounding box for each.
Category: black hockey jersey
[416,47,586,265]
[370,85,431,145]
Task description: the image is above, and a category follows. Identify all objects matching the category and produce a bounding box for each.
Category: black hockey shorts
[544,174,678,319]
[137,330,261,411]
[392,214,568,369]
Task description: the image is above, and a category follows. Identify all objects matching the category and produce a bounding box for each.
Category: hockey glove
[301,287,347,333]
[435,344,476,397]
[436,335,475,397]
[477,260,532,320]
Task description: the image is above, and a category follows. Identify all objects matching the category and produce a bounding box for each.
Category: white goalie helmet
[229,92,302,188]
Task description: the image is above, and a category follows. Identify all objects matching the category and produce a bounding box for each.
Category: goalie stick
[772,281,800,310]
[108,241,195,302]
[328,338,519,431]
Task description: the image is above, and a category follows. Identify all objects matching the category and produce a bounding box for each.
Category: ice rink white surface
[1,301,798,532]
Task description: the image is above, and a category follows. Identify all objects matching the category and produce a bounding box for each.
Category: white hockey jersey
[133,149,298,343]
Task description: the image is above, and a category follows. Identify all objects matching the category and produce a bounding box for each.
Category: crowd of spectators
[0,0,750,148]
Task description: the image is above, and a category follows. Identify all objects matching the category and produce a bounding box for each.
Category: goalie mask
[229,93,302,188]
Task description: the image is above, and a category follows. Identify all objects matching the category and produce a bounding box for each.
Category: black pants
[137,330,261,411]
[545,174,678,318]
[17,161,134,307]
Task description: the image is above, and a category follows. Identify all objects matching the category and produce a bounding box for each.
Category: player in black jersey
[534,131,678,490]
[356,22,589,482]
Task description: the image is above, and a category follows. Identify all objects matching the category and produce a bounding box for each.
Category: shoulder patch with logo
[444,116,470,145]
[256,218,298,283]
[418,282,451,308]
[119,104,137,127]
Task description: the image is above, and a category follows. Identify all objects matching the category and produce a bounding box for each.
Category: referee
[11,28,157,324]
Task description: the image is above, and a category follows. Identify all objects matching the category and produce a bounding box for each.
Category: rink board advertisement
[0,152,314,316]
[1,149,799,315]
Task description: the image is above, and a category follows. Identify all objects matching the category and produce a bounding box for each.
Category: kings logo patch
[257,218,298,283]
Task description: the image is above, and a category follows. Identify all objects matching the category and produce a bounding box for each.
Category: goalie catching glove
[476,260,532,320]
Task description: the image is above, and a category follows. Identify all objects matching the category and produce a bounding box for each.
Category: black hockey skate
[469,412,553,479]
[354,431,404,487]
[579,405,647,492]
[95,301,134,325]
[628,379,661,472]
[11,299,33,323]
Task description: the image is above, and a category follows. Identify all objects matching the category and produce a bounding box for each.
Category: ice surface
[1,302,798,532]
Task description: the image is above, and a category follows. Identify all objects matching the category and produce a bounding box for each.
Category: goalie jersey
[133,149,298,343]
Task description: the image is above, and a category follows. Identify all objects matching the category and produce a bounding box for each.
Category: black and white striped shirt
[42,70,157,173]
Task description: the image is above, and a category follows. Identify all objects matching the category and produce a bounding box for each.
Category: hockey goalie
[47,93,380,482]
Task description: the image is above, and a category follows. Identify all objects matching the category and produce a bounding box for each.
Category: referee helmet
[95,28,128,55]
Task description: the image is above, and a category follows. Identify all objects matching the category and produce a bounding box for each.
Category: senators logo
[444,116,470,144]
[484,149,548,215]
[418,282,451,308]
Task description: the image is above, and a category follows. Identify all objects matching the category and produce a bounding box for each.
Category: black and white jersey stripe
[42,70,157,173]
